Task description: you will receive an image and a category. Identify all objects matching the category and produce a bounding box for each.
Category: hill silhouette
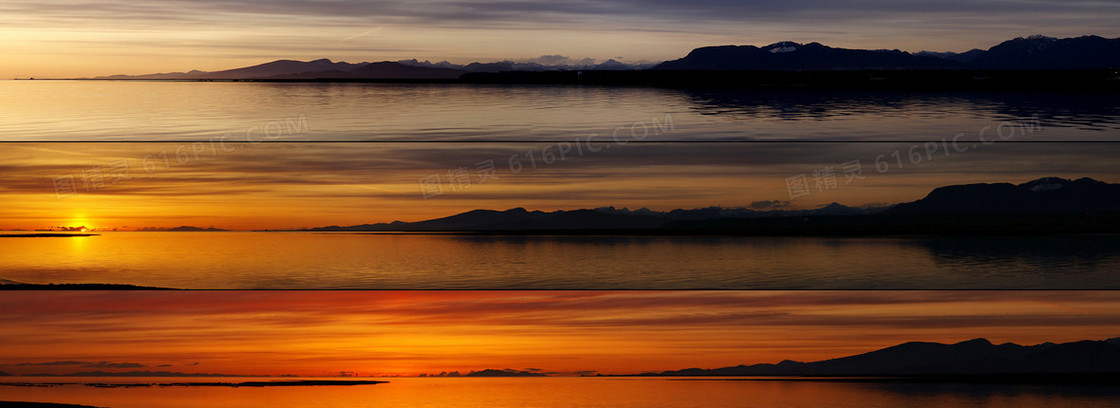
[463,369,546,377]
[653,35,1120,71]
[90,35,1120,83]
[95,60,463,80]
[970,35,1120,69]
[306,205,886,232]
[308,177,1119,235]
[886,177,1120,214]
[643,338,1120,377]
[654,41,959,71]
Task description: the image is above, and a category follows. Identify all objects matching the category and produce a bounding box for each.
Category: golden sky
[1,291,1118,377]
[3,1,1119,78]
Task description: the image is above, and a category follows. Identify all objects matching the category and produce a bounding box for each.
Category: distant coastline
[0,402,105,408]
[0,234,99,238]
[52,69,1120,92]
[618,338,1120,383]
[302,177,1120,236]
[0,282,172,290]
[56,35,1120,91]
[0,380,386,389]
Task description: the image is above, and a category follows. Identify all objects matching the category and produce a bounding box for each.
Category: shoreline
[0,403,105,408]
[0,380,388,388]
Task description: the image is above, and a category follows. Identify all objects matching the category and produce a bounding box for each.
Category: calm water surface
[2,377,1118,408]
[1,232,1117,289]
[2,81,1118,140]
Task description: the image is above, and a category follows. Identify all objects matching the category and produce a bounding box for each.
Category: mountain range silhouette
[308,177,1120,234]
[92,35,1120,80]
[642,338,1120,377]
[655,35,1120,71]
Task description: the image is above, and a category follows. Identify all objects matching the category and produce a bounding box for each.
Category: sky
[2,291,1119,376]
[3,0,1120,77]
[2,142,1117,230]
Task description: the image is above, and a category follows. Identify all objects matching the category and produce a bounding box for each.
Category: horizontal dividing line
[4,288,1118,292]
[2,140,1120,144]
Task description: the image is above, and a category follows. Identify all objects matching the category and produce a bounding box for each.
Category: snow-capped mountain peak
[765,41,801,53]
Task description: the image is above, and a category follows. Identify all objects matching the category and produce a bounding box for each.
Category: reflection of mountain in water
[869,382,1120,401]
[678,89,1120,132]
[915,236,1120,272]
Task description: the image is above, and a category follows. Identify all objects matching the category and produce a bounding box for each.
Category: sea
[2,81,1120,407]
[1,80,1119,141]
[1,232,1118,289]
[2,377,1119,408]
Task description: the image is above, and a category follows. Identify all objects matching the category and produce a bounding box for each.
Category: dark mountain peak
[877,340,944,351]
[812,202,864,216]
[1023,34,1058,42]
[655,40,960,70]
[1020,176,1071,192]
[1006,35,1058,53]
[465,368,546,377]
[655,35,1119,71]
[956,338,994,346]
[309,58,334,64]
[917,49,987,63]
[886,177,1120,215]
[1022,176,1071,184]
[647,337,1120,377]
[973,35,1120,69]
[763,41,802,53]
[593,59,630,70]
[1073,177,1109,186]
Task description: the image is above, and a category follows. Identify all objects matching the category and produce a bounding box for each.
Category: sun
[64,214,94,232]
